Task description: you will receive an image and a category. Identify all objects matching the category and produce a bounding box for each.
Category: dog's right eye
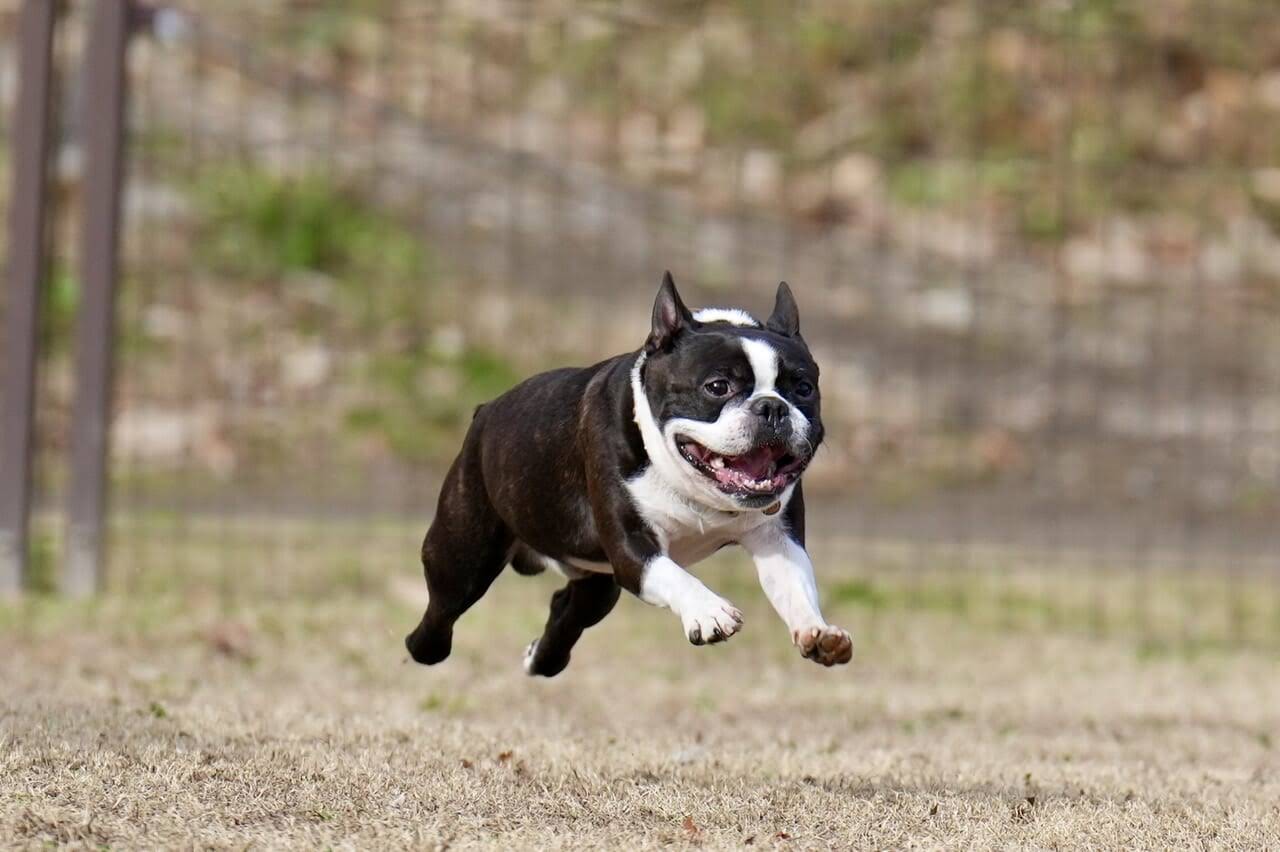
[703,379,732,398]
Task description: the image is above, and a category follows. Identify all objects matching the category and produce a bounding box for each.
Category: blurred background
[2,0,1278,646]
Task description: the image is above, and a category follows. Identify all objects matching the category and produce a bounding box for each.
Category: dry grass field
[3,521,1279,850]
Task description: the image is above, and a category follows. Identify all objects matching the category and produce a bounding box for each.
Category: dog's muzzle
[676,435,810,499]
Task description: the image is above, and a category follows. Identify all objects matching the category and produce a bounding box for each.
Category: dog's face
[633,273,824,511]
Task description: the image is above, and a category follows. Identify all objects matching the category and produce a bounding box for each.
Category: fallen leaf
[497,751,513,763]
[460,759,473,769]
[775,831,791,840]
[682,815,700,837]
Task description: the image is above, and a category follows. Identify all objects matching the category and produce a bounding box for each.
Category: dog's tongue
[729,446,776,479]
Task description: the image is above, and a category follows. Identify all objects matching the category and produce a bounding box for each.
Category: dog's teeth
[710,457,725,469]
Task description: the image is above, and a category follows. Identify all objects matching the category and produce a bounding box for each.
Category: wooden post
[0,0,58,596]
[65,0,131,596]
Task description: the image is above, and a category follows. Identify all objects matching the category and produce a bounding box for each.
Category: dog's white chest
[624,465,776,566]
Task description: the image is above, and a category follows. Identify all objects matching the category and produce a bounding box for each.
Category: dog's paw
[682,596,744,646]
[523,638,571,677]
[522,639,540,675]
[794,625,853,666]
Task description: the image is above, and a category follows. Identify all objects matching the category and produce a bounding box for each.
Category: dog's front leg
[586,464,742,645]
[637,555,744,645]
[606,534,744,646]
[740,521,852,666]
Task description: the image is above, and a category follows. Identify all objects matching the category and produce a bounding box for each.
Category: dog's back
[466,354,636,564]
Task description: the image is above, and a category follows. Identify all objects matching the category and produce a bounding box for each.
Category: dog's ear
[647,271,695,353]
[766,281,800,337]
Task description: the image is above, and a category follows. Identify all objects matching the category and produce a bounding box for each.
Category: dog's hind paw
[523,638,571,677]
[405,620,452,665]
[522,640,539,674]
[794,625,853,666]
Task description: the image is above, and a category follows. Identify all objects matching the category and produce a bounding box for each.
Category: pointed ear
[766,281,800,337]
[646,271,695,353]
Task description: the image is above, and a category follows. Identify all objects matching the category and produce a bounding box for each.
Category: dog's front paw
[682,597,744,645]
[794,625,853,666]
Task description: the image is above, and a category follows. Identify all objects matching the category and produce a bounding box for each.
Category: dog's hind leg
[523,573,621,677]
[405,448,513,666]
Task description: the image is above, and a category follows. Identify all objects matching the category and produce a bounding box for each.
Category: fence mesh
[2,0,1278,643]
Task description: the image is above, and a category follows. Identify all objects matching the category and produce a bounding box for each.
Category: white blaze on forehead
[739,338,780,395]
[693,308,760,328]
[739,336,812,440]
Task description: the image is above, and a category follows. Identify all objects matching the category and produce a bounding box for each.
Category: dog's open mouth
[676,438,809,497]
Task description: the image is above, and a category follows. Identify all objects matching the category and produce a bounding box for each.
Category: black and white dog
[406,273,852,676]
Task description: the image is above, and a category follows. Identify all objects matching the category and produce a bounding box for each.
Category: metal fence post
[0,0,59,597]
[65,0,131,596]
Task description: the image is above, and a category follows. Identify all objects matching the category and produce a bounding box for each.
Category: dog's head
[632,272,824,512]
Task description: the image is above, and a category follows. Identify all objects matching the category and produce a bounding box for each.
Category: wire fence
[2,1,1279,644]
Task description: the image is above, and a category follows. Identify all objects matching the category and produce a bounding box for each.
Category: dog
[405,273,852,676]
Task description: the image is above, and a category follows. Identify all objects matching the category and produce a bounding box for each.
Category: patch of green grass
[26,528,59,597]
[6,512,1278,662]
[37,264,81,356]
[829,578,889,610]
[547,31,622,113]
[887,161,972,208]
[832,576,986,618]
[1019,195,1070,242]
[823,556,1280,652]
[697,67,800,151]
[863,440,1010,508]
[1234,477,1279,516]
[345,345,522,462]
[185,161,528,465]
[1133,636,1253,662]
[418,692,468,715]
[192,165,426,286]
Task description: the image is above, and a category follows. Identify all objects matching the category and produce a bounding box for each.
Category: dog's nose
[751,396,789,429]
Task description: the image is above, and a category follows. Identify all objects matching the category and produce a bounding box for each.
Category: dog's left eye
[704,379,732,398]
[794,380,815,399]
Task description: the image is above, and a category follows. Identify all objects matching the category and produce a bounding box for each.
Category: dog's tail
[509,543,547,576]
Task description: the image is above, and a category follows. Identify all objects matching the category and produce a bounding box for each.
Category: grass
[192,163,524,462]
[476,0,1280,242]
[3,516,1279,848]
[114,162,526,466]
[192,164,427,287]
[345,345,523,462]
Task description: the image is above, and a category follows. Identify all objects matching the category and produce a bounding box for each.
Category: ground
[2,527,1279,850]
